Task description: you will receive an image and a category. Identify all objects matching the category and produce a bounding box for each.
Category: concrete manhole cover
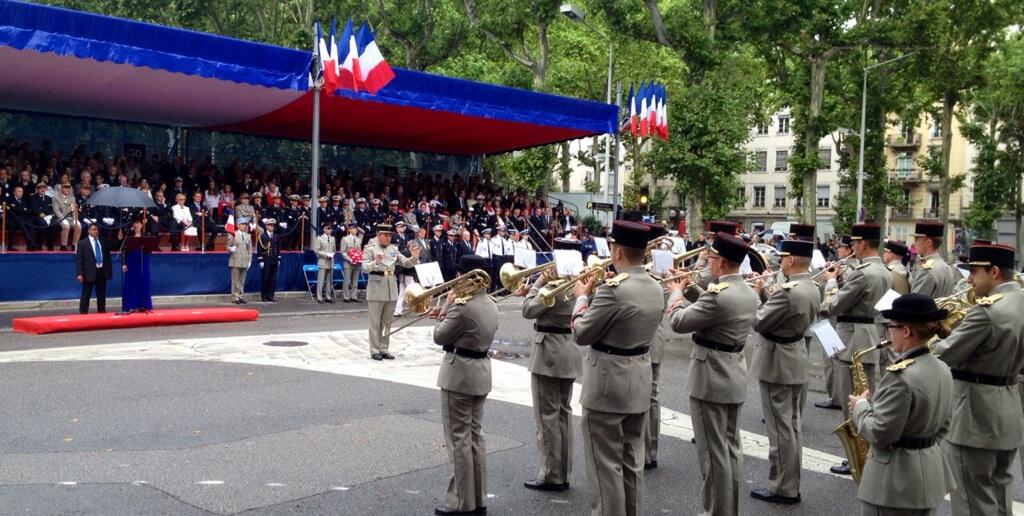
[263,340,308,347]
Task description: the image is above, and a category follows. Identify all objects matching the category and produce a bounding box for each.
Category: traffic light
[638,186,650,213]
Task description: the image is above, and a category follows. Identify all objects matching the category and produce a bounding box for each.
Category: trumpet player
[814,234,859,412]
[666,231,759,516]
[362,223,420,361]
[571,221,664,516]
[643,222,671,470]
[849,293,955,516]
[749,239,820,505]
[820,223,891,476]
[883,240,911,295]
[431,255,499,516]
[931,243,1024,516]
[909,221,957,298]
[519,238,582,492]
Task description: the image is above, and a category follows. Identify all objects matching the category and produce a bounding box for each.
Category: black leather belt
[891,436,936,449]
[534,323,571,335]
[694,335,744,353]
[442,345,489,359]
[757,331,804,344]
[369,271,393,276]
[837,315,875,324]
[592,342,649,357]
[951,369,1017,386]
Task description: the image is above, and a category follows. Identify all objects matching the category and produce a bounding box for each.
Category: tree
[373,0,467,70]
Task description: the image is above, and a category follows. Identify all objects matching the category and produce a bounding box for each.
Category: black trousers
[261,264,278,300]
[80,276,107,314]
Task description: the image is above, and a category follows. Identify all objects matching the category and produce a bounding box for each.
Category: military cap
[60,182,71,188]
[394,221,407,228]
[371,198,381,205]
[264,218,277,226]
[972,239,992,245]
[779,239,814,258]
[301,194,311,200]
[789,223,815,242]
[508,227,519,234]
[357,197,367,203]
[271,192,281,198]
[376,223,392,233]
[318,196,328,202]
[174,177,183,181]
[910,221,944,238]
[236,217,251,225]
[644,222,668,239]
[433,224,444,231]
[553,238,581,251]
[708,220,741,235]
[884,240,909,257]
[960,243,1016,271]
[710,231,749,264]
[607,220,651,249]
[447,229,458,236]
[880,293,948,322]
[481,228,492,235]
[331,195,342,201]
[458,254,489,273]
[35,182,47,189]
[850,223,881,241]
[838,235,852,247]
[390,200,399,206]
[288,194,300,201]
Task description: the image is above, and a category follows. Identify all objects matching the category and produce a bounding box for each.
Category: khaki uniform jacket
[752,272,820,385]
[853,347,956,509]
[649,290,673,365]
[888,261,910,295]
[314,234,336,269]
[824,256,891,364]
[670,273,759,404]
[523,283,582,379]
[235,203,255,223]
[361,240,418,302]
[932,282,1024,450]
[572,265,664,414]
[51,191,76,222]
[339,233,360,264]
[434,290,499,396]
[226,232,252,268]
[910,253,956,298]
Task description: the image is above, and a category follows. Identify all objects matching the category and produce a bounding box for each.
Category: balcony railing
[887,133,920,148]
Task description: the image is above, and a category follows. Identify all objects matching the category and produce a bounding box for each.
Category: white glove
[228,246,237,253]
[259,263,264,269]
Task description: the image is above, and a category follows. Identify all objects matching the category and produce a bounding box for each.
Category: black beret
[850,223,881,241]
[779,239,814,258]
[884,240,909,256]
[911,221,944,238]
[880,293,948,322]
[457,254,490,273]
[788,223,815,242]
[553,238,581,251]
[960,243,1015,271]
[607,221,651,249]
[711,232,749,264]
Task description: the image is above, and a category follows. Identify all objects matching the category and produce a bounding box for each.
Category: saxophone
[833,340,889,484]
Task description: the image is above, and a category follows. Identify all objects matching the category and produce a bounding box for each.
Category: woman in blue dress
[121,216,153,312]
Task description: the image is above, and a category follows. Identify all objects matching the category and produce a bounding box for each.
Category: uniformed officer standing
[432,254,499,516]
[882,240,911,295]
[520,238,583,492]
[338,222,361,303]
[643,222,671,471]
[850,293,956,516]
[814,234,860,411]
[932,243,1024,516]
[667,231,759,516]
[749,239,821,505]
[820,223,892,475]
[256,218,282,302]
[314,222,336,303]
[362,224,420,360]
[909,221,956,298]
[571,221,664,516]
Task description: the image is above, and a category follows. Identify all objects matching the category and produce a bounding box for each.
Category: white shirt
[475,238,492,259]
[489,237,504,257]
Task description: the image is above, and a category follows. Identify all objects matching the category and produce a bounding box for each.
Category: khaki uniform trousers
[367,301,396,354]
[944,441,1015,516]
[825,353,840,405]
[861,502,936,516]
[230,267,246,302]
[441,389,487,513]
[316,267,334,301]
[531,374,574,484]
[836,360,877,419]
[645,363,661,464]
[760,381,803,497]
[581,408,647,516]
[691,397,743,516]
[342,262,359,301]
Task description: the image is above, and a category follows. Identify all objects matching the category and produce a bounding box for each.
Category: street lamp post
[856,52,915,223]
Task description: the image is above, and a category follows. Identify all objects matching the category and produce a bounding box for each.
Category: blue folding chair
[301,250,318,300]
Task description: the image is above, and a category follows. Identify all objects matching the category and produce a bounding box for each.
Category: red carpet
[13,308,259,335]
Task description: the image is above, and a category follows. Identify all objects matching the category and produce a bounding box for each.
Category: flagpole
[310,27,321,248]
[612,81,622,221]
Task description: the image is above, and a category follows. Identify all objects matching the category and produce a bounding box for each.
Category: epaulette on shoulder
[782,281,799,290]
[855,262,870,270]
[977,293,1004,306]
[606,272,629,287]
[454,296,469,305]
[708,282,730,294]
[922,258,934,270]
[886,358,915,372]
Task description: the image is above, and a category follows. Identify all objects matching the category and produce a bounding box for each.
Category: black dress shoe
[751,488,801,505]
[317,299,324,304]
[371,353,383,361]
[239,299,247,304]
[814,400,841,410]
[830,461,850,475]
[644,461,657,470]
[381,352,395,360]
[327,299,334,303]
[523,480,569,492]
[434,506,485,515]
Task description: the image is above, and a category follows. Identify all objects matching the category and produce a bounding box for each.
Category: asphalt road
[0,297,1021,515]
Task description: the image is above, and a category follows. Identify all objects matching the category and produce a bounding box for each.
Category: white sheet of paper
[959,266,969,279]
[739,254,752,274]
[415,262,445,287]
[553,249,584,277]
[811,319,846,357]
[812,249,826,270]
[874,289,902,313]
[514,248,537,268]
[651,249,674,275]
[670,237,687,254]
[593,237,610,258]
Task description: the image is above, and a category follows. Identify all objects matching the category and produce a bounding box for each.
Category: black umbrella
[86,186,157,209]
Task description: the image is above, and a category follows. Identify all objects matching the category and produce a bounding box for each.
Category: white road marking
[330,486,350,491]
[195,480,224,485]
[3,327,1022,512]
[58,481,76,486]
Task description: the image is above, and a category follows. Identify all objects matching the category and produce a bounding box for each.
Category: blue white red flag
[355,21,395,94]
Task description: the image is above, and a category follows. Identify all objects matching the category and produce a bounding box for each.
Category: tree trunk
[938,91,956,258]
[591,136,601,190]
[560,142,571,192]
[802,55,827,226]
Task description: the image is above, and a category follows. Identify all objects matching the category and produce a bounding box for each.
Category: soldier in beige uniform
[820,223,891,475]
[432,255,499,516]
[362,223,419,360]
[642,222,671,471]
[932,243,1024,516]
[692,220,741,289]
[814,235,860,411]
[667,231,759,516]
[339,222,362,302]
[52,182,78,250]
[750,239,821,505]
[571,221,664,516]
[883,240,911,295]
[909,221,956,298]
[226,217,252,304]
[850,293,956,516]
[314,222,336,303]
[520,238,583,491]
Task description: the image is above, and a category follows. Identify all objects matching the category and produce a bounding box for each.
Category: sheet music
[670,237,687,254]
[514,248,537,268]
[650,250,674,276]
[739,254,752,274]
[811,249,826,270]
[415,262,445,287]
[811,319,846,357]
[553,250,584,277]
[593,237,610,258]
[873,289,902,313]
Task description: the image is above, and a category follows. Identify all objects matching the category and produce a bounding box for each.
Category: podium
[122,236,158,312]
[125,236,160,254]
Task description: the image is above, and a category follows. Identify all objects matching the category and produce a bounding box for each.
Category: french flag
[355,21,395,94]
[224,214,235,235]
[648,85,658,137]
[639,82,649,137]
[658,86,669,139]
[337,18,360,92]
[628,84,638,136]
[316,19,339,94]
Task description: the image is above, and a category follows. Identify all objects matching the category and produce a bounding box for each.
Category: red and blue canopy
[0,0,617,156]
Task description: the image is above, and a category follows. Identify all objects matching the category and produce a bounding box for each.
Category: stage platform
[12,307,259,335]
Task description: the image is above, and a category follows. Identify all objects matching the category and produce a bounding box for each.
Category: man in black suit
[256,219,282,302]
[76,223,112,314]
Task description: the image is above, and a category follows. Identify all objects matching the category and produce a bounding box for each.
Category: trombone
[812,255,854,285]
[387,269,492,336]
[537,255,613,307]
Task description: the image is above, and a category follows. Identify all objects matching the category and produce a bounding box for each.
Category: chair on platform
[301,250,318,300]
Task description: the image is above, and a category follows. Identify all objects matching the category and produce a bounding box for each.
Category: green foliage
[486,146,555,192]
[580,214,602,234]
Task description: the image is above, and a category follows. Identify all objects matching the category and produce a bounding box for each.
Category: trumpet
[537,255,612,307]
[657,266,709,286]
[643,236,676,257]
[387,269,492,336]
[812,255,854,285]
[498,261,556,293]
[744,270,778,286]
